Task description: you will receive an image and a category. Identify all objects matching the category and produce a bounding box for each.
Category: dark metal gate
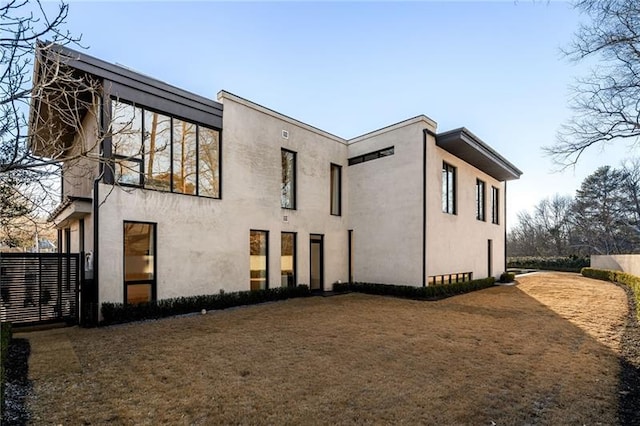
[0,252,79,326]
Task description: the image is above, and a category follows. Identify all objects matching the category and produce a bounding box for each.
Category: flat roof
[436,127,522,181]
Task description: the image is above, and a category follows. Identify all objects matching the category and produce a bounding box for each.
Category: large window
[124,222,156,304]
[491,186,500,224]
[330,164,342,216]
[442,162,456,214]
[250,230,268,290]
[476,179,486,221]
[281,149,296,209]
[281,232,296,288]
[110,100,220,198]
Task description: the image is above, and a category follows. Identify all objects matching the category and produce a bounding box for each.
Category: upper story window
[442,162,456,214]
[281,149,296,209]
[491,186,499,224]
[110,100,220,198]
[330,163,342,216]
[476,179,486,221]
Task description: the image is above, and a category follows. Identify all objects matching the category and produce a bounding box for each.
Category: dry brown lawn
[19,272,628,425]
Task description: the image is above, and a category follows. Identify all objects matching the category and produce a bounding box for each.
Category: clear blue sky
[49,1,633,228]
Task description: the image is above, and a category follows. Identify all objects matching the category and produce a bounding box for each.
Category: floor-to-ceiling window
[124,221,156,304]
[281,232,296,287]
[250,230,269,290]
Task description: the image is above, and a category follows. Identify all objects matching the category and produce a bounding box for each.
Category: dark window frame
[281,148,297,210]
[348,146,394,166]
[476,179,486,221]
[330,163,342,216]
[491,186,500,224]
[281,232,296,288]
[108,98,221,199]
[123,220,157,305]
[442,162,457,215]
[250,229,269,291]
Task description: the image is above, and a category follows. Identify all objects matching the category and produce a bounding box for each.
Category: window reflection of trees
[110,100,220,198]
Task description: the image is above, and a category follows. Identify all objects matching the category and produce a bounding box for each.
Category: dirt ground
[17,272,630,425]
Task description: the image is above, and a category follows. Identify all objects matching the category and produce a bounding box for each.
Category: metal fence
[0,252,79,326]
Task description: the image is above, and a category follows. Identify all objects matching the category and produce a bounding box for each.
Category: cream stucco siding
[426,144,506,279]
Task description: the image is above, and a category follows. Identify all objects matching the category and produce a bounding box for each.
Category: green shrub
[500,272,516,283]
[508,256,589,272]
[335,277,495,301]
[1,322,12,413]
[333,282,350,293]
[582,267,640,321]
[101,285,311,326]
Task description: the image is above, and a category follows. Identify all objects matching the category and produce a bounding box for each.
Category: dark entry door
[310,234,324,291]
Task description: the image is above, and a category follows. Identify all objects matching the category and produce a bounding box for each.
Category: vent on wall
[282,130,289,139]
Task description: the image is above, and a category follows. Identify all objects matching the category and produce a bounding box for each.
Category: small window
[281,149,296,209]
[250,230,269,290]
[348,146,394,166]
[330,164,342,216]
[491,186,499,224]
[123,221,156,305]
[442,162,456,214]
[476,179,486,221]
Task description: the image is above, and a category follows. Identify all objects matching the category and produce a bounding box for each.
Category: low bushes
[101,285,310,326]
[1,322,12,412]
[332,277,496,300]
[582,267,640,320]
[500,272,516,283]
[508,256,590,272]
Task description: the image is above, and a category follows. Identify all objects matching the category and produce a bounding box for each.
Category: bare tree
[546,0,640,166]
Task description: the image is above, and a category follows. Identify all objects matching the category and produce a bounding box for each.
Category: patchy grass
[19,273,628,424]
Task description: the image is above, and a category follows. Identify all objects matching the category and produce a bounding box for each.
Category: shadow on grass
[3,338,31,426]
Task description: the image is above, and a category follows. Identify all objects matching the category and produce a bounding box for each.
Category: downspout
[504,180,508,273]
[91,169,104,325]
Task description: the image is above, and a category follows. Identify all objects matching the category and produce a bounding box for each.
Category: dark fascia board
[46,43,223,118]
[436,128,522,181]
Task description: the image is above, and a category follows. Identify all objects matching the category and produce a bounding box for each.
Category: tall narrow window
[172,119,197,195]
[198,127,220,198]
[281,232,296,287]
[491,186,499,224]
[143,110,171,191]
[330,164,342,216]
[250,230,268,290]
[124,222,156,304]
[112,101,143,185]
[476,179,486,221]
[281,149,296,209]
[442,162,456,214]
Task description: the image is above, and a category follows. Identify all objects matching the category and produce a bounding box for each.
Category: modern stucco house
[29,44,522,323]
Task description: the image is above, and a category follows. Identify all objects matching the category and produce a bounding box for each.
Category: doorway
[310,234,324,291]
[487,239,493,278]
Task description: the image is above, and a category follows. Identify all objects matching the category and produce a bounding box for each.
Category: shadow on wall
[591,255,640,276]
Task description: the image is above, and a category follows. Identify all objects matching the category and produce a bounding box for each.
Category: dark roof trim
[46,43,223,117]
[436,128,522,181]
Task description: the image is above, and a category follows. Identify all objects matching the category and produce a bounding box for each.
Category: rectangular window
[172,119,197,195]
[110,99,220,198]
[491,186,499,224]
[250,230,268,290]
[442,162,456,214]
[112,101,143,185]
[281,232,296,288]
[144,110,171,191]
[123,221,156,304]
[348,146,394,166]
[198,127,220,198]
[476,179,486,221]
[281,149,296,209]
[330,164,342,216]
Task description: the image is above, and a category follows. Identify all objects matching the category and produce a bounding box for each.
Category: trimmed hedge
[508,256,590,272]
[101,285,311,326]
[332,277,496,300]
[582,267,640,320]
[1,322,12,413]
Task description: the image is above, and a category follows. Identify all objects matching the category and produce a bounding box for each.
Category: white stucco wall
[347,118,434,285]
[98,94,350,305]
[426,142,506,279]
[591,255,640,277]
